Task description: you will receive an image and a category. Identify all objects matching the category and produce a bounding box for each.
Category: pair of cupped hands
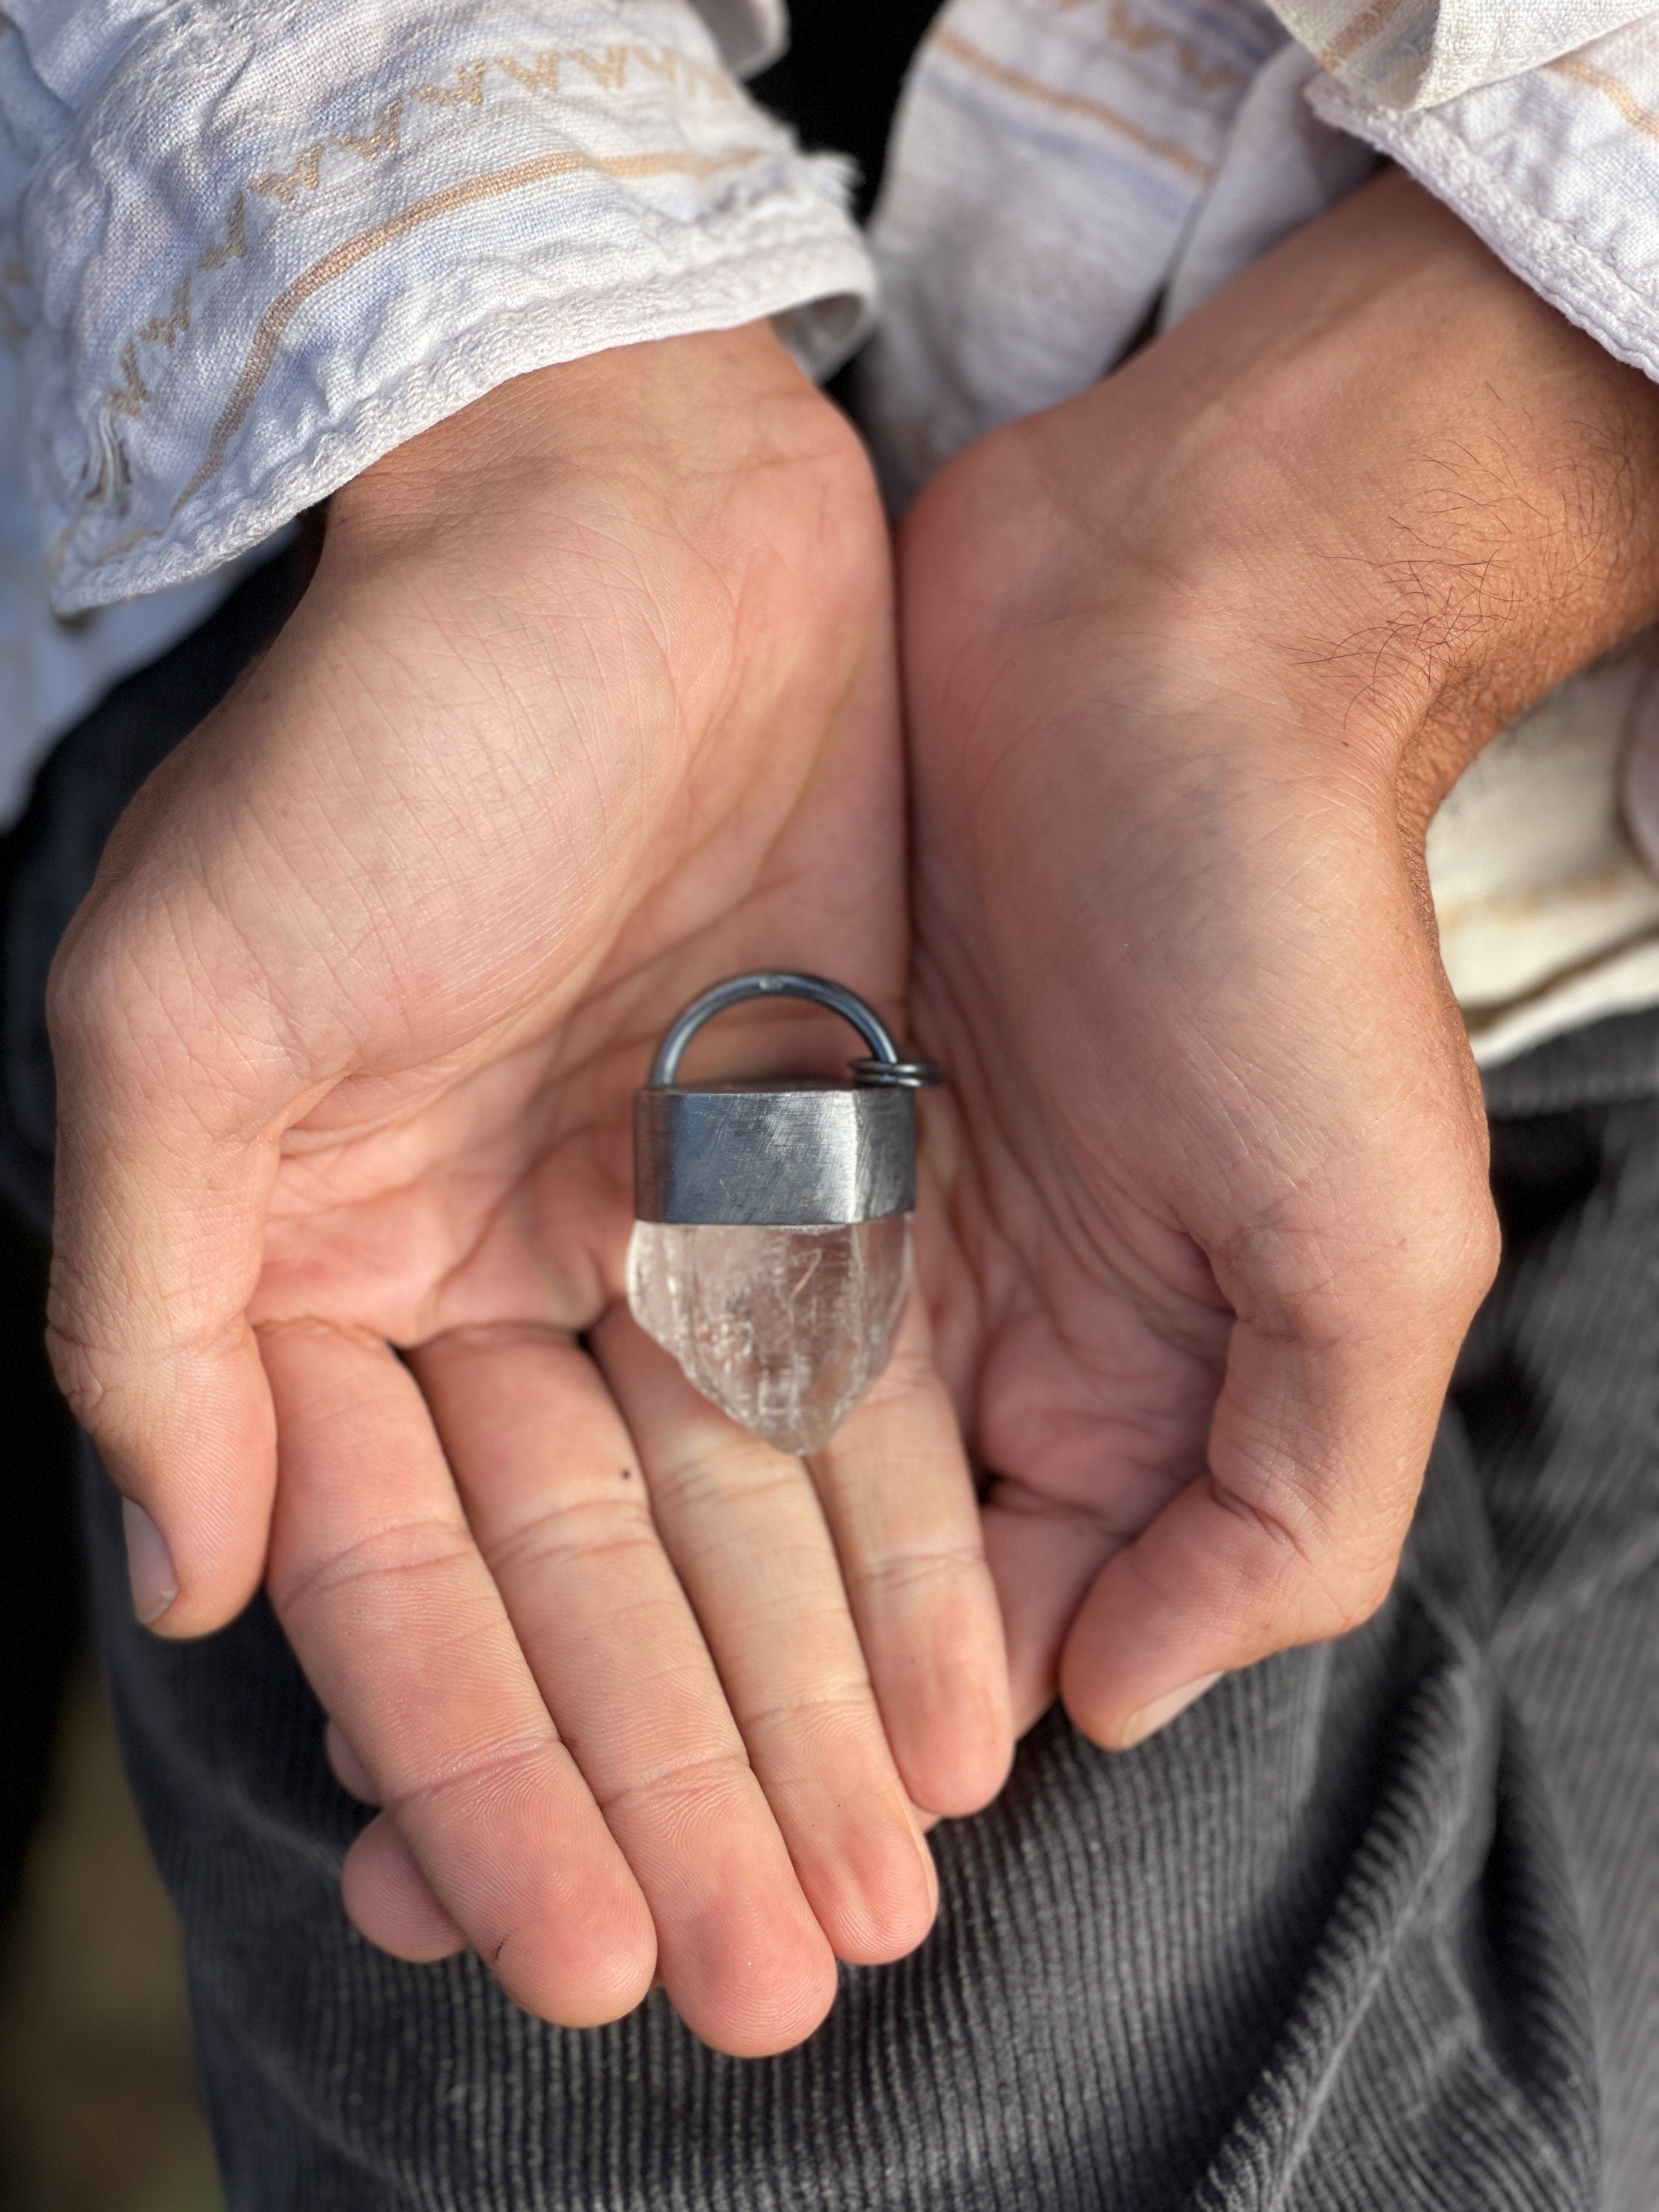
[44,174,1659,2055]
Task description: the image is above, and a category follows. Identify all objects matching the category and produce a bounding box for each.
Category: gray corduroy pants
[2,555,1653,2211]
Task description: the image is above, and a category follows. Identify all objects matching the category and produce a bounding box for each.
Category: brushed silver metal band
[634,973,931,1225]
[634,1082,916,1225]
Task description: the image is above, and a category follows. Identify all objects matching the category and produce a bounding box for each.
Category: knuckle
[1293,1544,1400,1641]
[1212,1469,1322,1580]
[854,1542,986,1606]
[389,1730,560,1823]
[268,1514,475,1621]
[1327,1554,1399,1636]
[41,1318,108,1432]
[483,1495,658,1583]
[647,1442,802,1517]
[1458,1189,1503,1304]
[740,1678,874,1751]
[597,1742,755,1827]
[46,900,158,1062]
[1212,1469,1404,1641]
[1384,1173,1500,1324]
[1243,1155,1499,1350]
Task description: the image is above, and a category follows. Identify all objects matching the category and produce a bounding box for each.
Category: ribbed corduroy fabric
[1,556,1652,2211]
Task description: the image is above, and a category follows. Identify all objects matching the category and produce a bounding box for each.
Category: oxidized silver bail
[633,972,936,1227]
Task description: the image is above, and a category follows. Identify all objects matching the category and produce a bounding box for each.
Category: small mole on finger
[620,1466,633,1481]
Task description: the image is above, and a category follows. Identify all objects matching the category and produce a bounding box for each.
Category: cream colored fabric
[0,0,870,825]
[860,23,1368,502]
[1430,651,1659,1062]
[691,0,787,74]
[0,0,868,616]
[1267,1,1650,106]
[1310,22,1659,388]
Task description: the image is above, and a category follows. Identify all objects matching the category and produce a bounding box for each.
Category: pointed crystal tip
[626,1217,911,1455]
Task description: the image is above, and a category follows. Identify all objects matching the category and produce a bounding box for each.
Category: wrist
[939,170,1659,822]
[326,321,837,568]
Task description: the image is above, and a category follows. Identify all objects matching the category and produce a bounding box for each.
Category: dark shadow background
[754,0,939,218]
[0,1195,80,1930]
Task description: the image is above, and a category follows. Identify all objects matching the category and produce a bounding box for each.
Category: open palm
[47,328,1009,2057]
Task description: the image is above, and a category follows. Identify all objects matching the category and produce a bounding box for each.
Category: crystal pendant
[631,970,934,1458]
[627,1216,911,1455]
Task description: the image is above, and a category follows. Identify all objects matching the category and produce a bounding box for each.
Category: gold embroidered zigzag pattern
[139,272,193,347]
[566,45,629,92]
[498,51,563,94]
[247,44,728,209]
[108,36,738,429]
[174,146,757,515]
[336,100,403,161]
[251,145,324,206]
[106,344,150,421]
[414,60,488,107]
[196,193,248,271]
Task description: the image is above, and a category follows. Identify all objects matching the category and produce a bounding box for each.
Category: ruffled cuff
[1305,19,1659,389]
[1266,1,1649,108]
[4,0,869,612]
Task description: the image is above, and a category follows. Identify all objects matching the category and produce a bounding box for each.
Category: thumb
[1057,1175,1498,1749]
[45,888,294,1637]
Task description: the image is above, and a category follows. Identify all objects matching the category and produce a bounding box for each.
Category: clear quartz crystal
[627,1216,912,1456]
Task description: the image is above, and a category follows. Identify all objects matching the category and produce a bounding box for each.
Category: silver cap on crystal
[633,972,935,1227]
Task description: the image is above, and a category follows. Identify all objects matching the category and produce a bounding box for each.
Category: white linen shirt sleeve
[1265,0,1651,105]
[0,0,872,613]
[1296,15,1659,392]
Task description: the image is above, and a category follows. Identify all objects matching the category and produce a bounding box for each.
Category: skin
[899,170,1659,1743]
[44,173,1659,2051]
[45,324,1012,2056]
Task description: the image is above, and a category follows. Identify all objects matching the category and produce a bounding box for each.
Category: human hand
[899,172,1659,1745]
[46,324,1011,2053]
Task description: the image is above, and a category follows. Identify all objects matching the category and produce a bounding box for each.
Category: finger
[593,1310,939,1969]
[981,1481,1121,1737]
[260,1320,656,2027]
[47,890,290,1637]
[341,1815,468,1962]
[325,1719,380,1804]
[327,1721,470,1961]
[1058,1207,1497,1748]
[411,1323,838,2058]
[805,1302,1012,1813]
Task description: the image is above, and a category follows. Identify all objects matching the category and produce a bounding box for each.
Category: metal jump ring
[647,971,937,1090]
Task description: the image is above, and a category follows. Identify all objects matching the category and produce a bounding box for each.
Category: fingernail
[122,1497,178,1627]
[1124,1672,1222,1747]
